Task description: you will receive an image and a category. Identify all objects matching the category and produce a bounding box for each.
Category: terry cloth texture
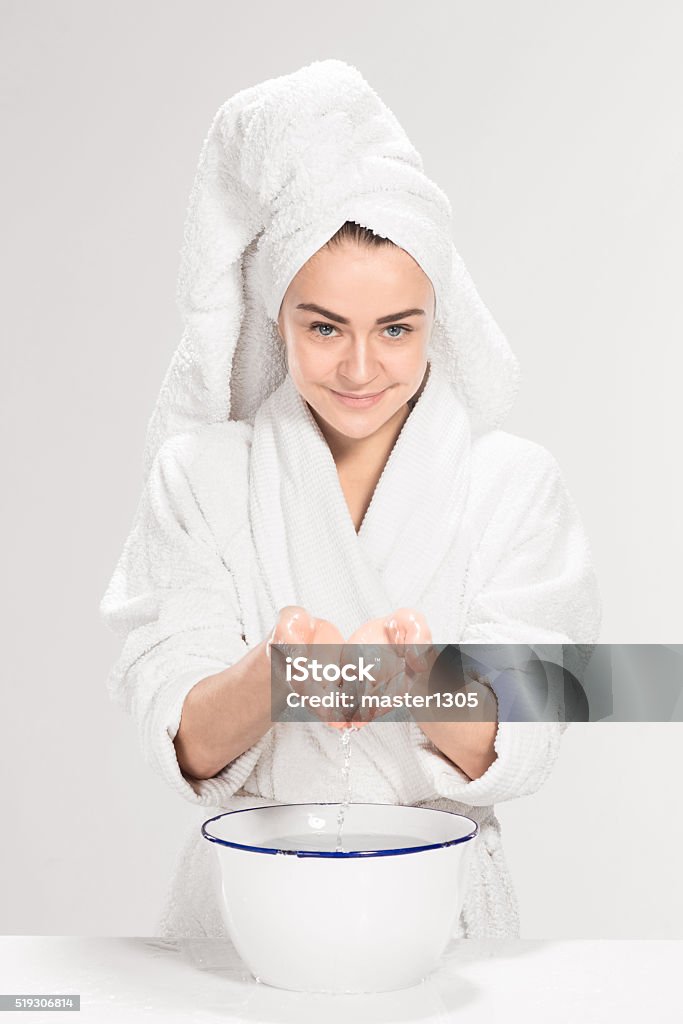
[101,360,601,939]
[100,59,601,941]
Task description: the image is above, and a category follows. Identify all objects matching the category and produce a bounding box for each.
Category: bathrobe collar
[248,360,472,638]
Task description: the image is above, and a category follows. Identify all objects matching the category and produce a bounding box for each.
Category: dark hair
[325,220,396,250]
[323,219,436,321]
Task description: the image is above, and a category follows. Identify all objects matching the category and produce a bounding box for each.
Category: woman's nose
[337,338,381,382]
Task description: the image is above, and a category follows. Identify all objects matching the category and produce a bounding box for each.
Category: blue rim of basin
[201,802,479,858]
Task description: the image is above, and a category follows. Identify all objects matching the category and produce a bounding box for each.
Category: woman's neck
[309,402,412,533]
[313,400,412,475]
[307,365,429,532]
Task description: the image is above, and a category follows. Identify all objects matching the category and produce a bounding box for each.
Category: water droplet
[335,726,356,850]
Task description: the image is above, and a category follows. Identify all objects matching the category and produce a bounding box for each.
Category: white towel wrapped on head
[144,57,521,474]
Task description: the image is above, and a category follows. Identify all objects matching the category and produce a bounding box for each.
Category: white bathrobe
[100,359,601,941]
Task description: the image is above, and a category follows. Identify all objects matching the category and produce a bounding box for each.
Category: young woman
[100,60,601,942]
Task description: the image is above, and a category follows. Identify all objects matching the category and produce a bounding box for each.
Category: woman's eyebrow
[295,303,426,325]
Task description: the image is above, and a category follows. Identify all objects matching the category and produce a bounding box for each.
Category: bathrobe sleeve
[100,431,268,806]
[413,440,601,807]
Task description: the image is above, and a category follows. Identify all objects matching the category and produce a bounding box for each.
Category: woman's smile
[328,386,389,408]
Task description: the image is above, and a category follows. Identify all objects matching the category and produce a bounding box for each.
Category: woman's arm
[173,639,273,780]
[176,601,347,780]
[417,712,499,781]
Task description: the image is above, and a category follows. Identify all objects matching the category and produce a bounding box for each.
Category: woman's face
[276,239,435,441]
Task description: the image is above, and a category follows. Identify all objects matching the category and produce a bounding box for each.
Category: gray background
[1,0,681,936]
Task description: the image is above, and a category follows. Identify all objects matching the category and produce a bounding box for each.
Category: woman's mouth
[329,388,388,409]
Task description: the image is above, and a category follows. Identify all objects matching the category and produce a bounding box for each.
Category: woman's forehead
[282,245,436,315]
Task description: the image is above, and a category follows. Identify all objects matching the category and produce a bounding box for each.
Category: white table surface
[0,936,679,1023]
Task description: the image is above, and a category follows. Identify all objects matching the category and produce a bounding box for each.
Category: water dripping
[335,724,359,852]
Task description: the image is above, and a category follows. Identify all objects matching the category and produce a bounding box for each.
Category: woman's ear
[275,317,286,345]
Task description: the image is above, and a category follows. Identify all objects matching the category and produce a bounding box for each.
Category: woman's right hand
[266,605,344,656]
[266,606,369,730]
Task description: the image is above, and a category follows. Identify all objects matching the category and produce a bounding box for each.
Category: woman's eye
[309,322,337,338]
[384,325,411,339]
[308,322,412,340]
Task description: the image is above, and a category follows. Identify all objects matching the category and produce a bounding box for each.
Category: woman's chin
[322,406,394,440]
